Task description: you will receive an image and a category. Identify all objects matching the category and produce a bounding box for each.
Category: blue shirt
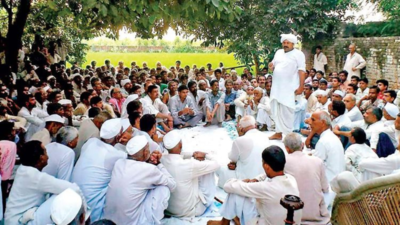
[207,91,226,111]
[225,90,237,105]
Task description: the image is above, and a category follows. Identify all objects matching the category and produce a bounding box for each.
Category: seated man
[224,79,236,121]
[343,94,363,122]
[169,85,202,128]
[283,133,330,224]
[188,80,207,119]
[43,126,78,181]
[217,116,270,188]
[71,118,127,222]
[314,90,331,113]
[103,136,176,224]
[358,85,383,114]
[31,114,65,146]
[50,188,87,225]
[139,114,162,152]
[5,141,84,225]
[329,100,351,128]
[234,85,254,122]
[161,130,220,217]
[205,80,226,127]
[207,146,301,225]
[256,88,273,131]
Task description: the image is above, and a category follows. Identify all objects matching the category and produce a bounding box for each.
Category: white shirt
[345,143,380,182]
[71,138,127,222]
[161,153,220,217]
[346,120,384,147]
[270,49,306,109]
[138,131,161,153]
[224,174,301,225]
[17,107,48,141]
[30,128,52,146]
[103,159,176,224]
[343,52,366,80]
[42,142,75,181]
[75,118,100,161]
[313,52,328,73]
[141,95,167,115]
[306,94,318,113]
[332,114,352,128]
[359,151,400,175]
[315,99,331,114]
[346,106,363,122]
[5,165,81,225]
[188,90,208,112]
[314,129,345,182]
[356,87,369,103]
[370,120,399,150]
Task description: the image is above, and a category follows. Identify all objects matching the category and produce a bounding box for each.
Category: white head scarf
[280,34,298,44]
[384,103,399,118]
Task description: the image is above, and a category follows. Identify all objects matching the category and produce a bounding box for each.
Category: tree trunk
[5,0,31,73]
[253,54,259,76]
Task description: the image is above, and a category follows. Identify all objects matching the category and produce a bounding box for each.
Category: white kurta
[346,106,363,122]
[370,120,399,150]
[315,99,331,114]
[74,118,100,162]
[345,120,384,147]
[359,151,400,175]
[345,143,380,182]
[221,174,301,225]
[161,153,219,217]
[17,107,48,141]
[343,52,366,80]
[30,128,52,146]
[314,129,345,182]
[103,159,176,224]
[71,138,127,222]
[356,87,369,103]
[331,114,352,128]
[42,142,75,181]
[5,165,81,225]
[313,53,328,73]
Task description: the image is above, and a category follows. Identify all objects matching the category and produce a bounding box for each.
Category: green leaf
[151,3,159,12]
[234,6,243,14]
[211,0,219,8]
[229,13,234,22]
[101,5,108,17]
[206,0,211,4]
[86,0,97,8]
[149,15,157,24]
[48,1,58,10]
[110,5,118,16]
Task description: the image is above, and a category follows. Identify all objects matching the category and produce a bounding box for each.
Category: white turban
[333,90,345,98]
[126,135,148,155]
[384,103,399,118]
[314,89,328,97]
[51,188,83,225]
[163,130,182,150]
[58,99,72,105]
[280,34,298,44]
[44,114,65,124]
[100,118,122,139]
[121,118,131,132]
[121,79,131,87]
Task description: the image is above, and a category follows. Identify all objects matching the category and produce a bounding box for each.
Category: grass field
[85,52,250,74]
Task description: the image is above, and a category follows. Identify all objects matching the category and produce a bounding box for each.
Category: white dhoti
[208,104,225,124]
[256,109,274,129]
[196,173,217,216]
[271,99,294,135]
[220,193,259,225]
[142,186,170,224]
[216,167,237,189]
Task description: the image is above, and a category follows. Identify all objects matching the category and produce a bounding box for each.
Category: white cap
[384,103,399,118]
[333,90,345,98]
[100,118,122,139]
[280,33,298,44]
[126,135,148,155]
[121,79,131,87]
[70,73,83,80]
[43,86,50,92]
[121,118,131,132]
[314,89,328,97]
[47,75,56,81]
[44,114,65,124]
[58,99,72,105]
[51,188,82,225]
[163,130,182,150]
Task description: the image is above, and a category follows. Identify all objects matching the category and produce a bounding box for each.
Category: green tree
[186,0,356,74]
[0,0,239,72]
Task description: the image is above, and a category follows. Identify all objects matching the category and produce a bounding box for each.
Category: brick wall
[306,37,400,89]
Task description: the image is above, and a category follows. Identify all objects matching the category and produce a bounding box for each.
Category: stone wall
[306,37,400,89]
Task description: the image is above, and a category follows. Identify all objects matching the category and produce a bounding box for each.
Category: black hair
[319,79,328,85]
[147,85,158,94]
[47,103,63,115]
[262,145,286,172]
[339,70,349,78]
[331,77,341,83]
[360,77,369,84]
[20,140,45,167]
[315,45,322,50]
[369,85,380,93]
[178,85,188,92]
[377,79,389,87]
[332,100,346,115]
[88,107,101,118]
[214,69,222,74]
[188,81,197,89]
[0,120,14,140]
[210,80,218,87]
[126,100,142,115]
[140,114,156,132]
[371,107,383,121]
[316,70,324,76]
[348,83,358,92]
[128,111,142,127]
[351,127,367,144]
[384,90,397,100]
[90,96,102,106]
[80,91,91,103]
[350,76,360,81]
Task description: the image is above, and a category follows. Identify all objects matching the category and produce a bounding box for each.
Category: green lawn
[85,52,249,74]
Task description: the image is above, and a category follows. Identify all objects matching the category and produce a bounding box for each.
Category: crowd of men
[0,34,399,225]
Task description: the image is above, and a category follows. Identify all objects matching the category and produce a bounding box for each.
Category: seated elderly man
[43,126,78,181]
[331,90,345,102]
[217,116,270,188]
[343,94,363,122]
[283,133,330,224]
[161,130,220,217]
[314,90,331,113]
[329,100,351,128]
[50,188,87,225]
[205,80,226,127]
[188,80,207,119]
[31,114,65,146]
[103,136,176,224]
[234,85,254,122]
[71,118,127,222]
[207,146,301,225]
[5,141,84,225]
[309,111,345,182]
[256,87,273,131]
[169,85,202,128]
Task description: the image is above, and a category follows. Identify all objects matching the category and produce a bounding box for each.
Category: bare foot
[204,122,211,127]
[259,124,268,132]
[207,218,230,225]
[233,217,241,225]
[269,132,282,140]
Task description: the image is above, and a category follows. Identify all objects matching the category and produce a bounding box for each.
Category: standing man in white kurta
[343,43,366,81]
[313,45,328,73]
[269,34,306,140]
[161,130,220,217]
